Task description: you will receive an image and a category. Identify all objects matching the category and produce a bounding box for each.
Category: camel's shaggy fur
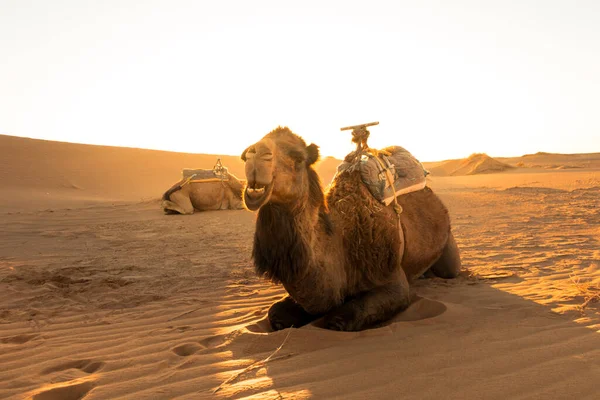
[242,126,461,331]
[161,173,246,214]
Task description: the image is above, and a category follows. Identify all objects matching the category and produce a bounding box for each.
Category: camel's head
[241,126,320,211]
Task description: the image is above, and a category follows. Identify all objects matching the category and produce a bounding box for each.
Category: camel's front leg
[324,271,411,332]
[268,296,321,331]
[162,191,194,215]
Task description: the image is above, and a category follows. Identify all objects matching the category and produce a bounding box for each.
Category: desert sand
[1,134,599,399]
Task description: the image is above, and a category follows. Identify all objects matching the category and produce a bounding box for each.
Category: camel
[241,126,461,331]
[162,162,246,214]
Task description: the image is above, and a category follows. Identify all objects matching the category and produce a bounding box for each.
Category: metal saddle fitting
[212,158,228,177]
[341,121,379,150]
[341,121,380,163]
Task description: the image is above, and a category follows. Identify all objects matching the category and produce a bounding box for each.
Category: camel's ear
[306,143,320,165]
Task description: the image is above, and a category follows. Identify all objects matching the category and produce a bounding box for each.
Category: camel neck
[252,202,318,284]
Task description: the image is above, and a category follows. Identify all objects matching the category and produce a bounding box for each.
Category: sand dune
[1,136,599,399]
[425,151,600,175]
[503,151,600,169]
[427,153,515,176]
[0,135,249,212]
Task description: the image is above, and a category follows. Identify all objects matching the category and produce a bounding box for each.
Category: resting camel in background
[241,126,461,331]
[162,168,246,214]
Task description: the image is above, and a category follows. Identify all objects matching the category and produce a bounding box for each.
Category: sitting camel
[241,127,461,331]
[162,161,246,214]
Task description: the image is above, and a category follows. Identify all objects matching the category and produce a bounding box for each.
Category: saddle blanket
[182,167,229,181]
[336,146,429,205]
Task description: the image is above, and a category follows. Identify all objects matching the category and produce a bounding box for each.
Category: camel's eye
[260,152,273,161]
[289,149,305,164]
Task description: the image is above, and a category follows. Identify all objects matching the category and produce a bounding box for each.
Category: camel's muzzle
[243,181,273,211]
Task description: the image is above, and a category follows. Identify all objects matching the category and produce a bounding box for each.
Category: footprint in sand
[42,359,105,375]
[30,377,95,400]
[166,325,193,333]
[1,333,40,344]
[171,333,232,356]
[171,343,205,356]
[245,317,273,333]
[33,360,103,400]
[199,334,229,349]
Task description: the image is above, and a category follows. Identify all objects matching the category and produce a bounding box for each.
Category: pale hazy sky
[1,0,599,161]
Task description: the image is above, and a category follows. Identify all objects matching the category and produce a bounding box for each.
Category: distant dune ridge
[427,153,516,176]
[0,134,251,212]
[510,151,599,169]
[0,134,246,195]
[424,151,600,176]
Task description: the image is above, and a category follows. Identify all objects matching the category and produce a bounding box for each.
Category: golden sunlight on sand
[0,135,599,399]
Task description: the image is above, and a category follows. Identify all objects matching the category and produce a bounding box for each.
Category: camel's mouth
[243,182,273,211]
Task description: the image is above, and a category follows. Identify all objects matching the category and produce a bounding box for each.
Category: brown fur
[253,203,310,284]
[161,173,246,214]
[243,127,461,331]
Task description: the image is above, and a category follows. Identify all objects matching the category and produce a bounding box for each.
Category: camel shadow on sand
[198,271,599,399]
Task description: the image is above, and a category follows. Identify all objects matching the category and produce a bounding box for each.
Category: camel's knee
[161,200,194,215]
[324,276,411,331]
[225,195,244,210]
[431,231,461,279]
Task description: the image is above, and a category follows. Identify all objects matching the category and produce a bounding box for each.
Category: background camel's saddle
[182,161,230,182]
[336,146,429,206]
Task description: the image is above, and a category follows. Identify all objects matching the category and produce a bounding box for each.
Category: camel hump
[337,146,429,205]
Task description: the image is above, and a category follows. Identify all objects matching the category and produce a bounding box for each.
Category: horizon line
[2,132,599,164]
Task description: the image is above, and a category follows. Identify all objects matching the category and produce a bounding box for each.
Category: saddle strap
[372,155,405,265]
[188,177,229,184]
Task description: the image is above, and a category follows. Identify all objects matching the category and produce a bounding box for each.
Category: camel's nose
[245,159,272,186]
[244,159,256,183]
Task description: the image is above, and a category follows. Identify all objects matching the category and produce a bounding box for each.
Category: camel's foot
[419,269,437,279]
[268,296,319,331]
[323,305,360,331]
[430,230,461,279]
[323,274,411,332]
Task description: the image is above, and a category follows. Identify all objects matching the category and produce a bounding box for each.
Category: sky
[1,0,599,162]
